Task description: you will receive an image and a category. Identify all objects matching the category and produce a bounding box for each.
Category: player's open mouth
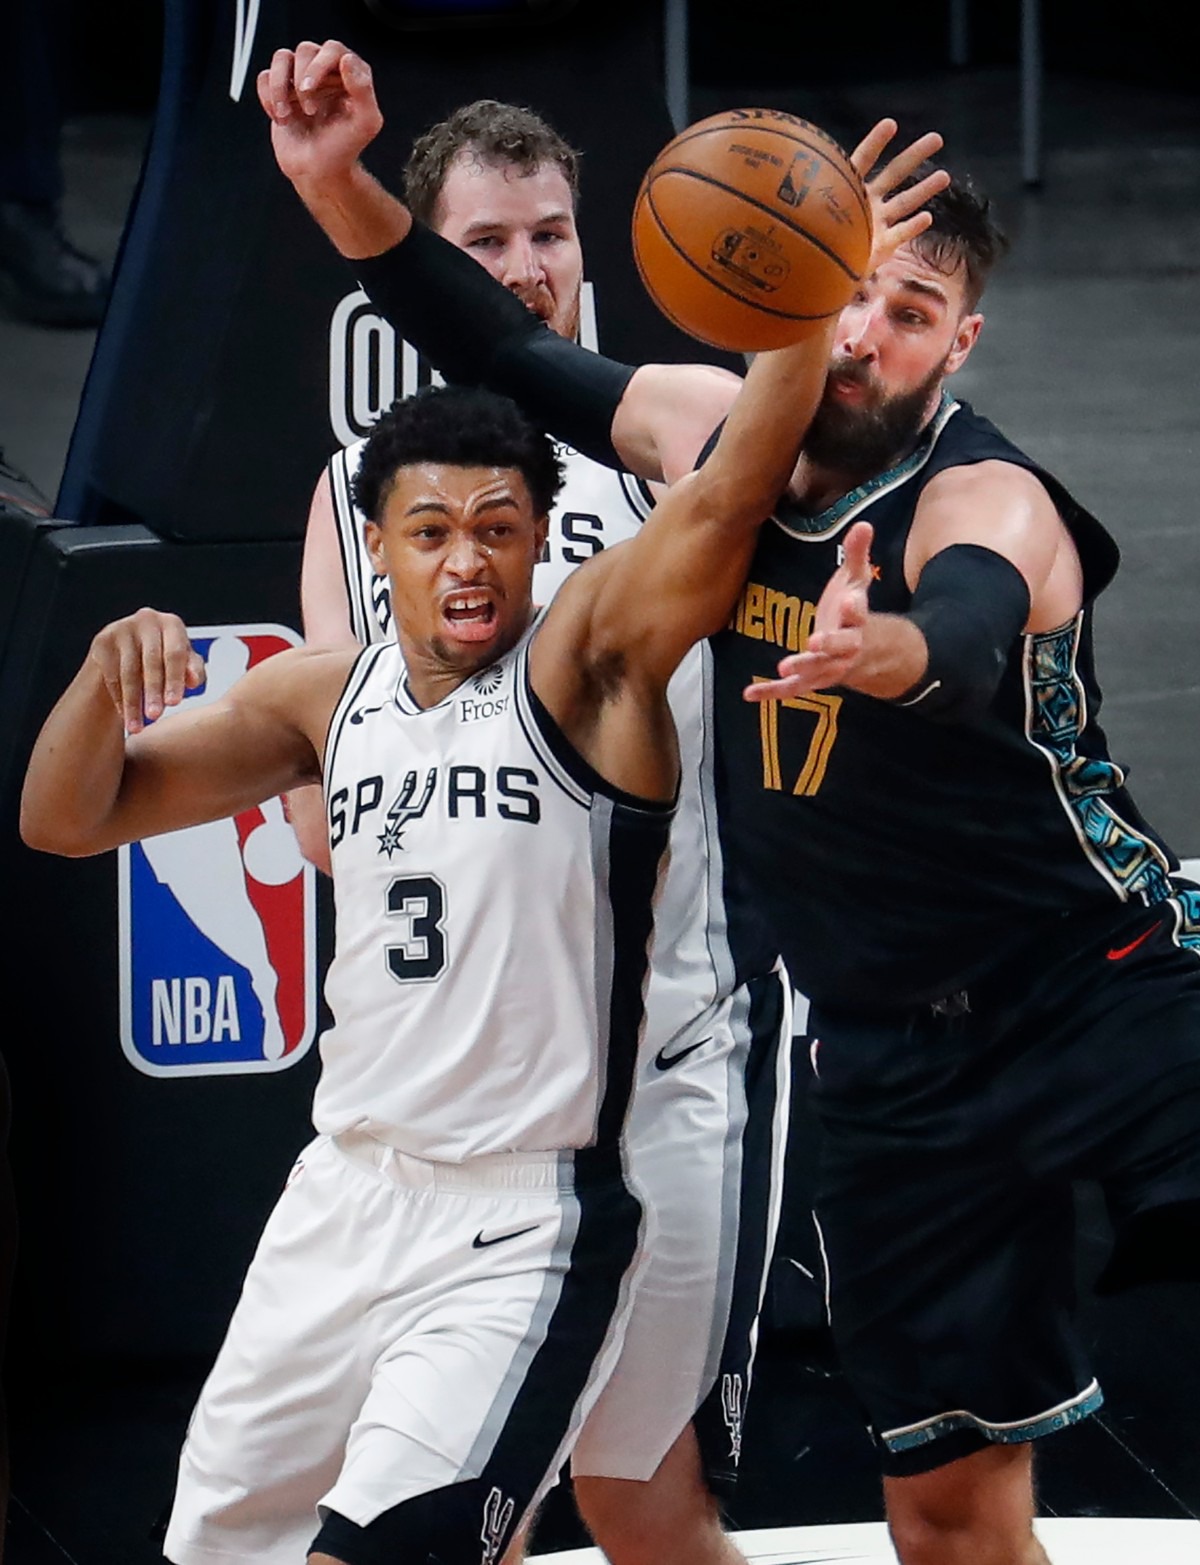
[442,593,498,642]
[827,376,868,404]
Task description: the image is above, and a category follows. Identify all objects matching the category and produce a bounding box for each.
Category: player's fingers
[807,627,861,661]
[185,651,206,691]
[88,631,124,716]
[298,38,347,110]
[341,49,376,103]
[849,118,897,180]
[744,652,830,701]
[255,69,276,120]
[141,628,167,722]
[117,628,146,734]
[843,520,875,582]
[870,131,944,195]
[265,49,297,119]
[881,167,951,224]
[161,621,195,709]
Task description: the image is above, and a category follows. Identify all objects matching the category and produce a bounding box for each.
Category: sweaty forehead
[386,463,532,515]
[435,154,576,231]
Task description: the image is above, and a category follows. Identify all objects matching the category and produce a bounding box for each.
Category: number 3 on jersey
[753,682,842,796]
[386,874,448,981]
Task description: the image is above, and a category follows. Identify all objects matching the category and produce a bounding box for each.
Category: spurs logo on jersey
[328,762,541,855]
[376,768,437,858]
[721,1372,745,1465]
[480,1488,515,1565]
[315,622,672,1163]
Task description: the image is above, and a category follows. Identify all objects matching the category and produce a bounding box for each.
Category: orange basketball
[632,109,872,352]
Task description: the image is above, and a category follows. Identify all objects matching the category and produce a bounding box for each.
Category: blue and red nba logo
[119,624,318,1078]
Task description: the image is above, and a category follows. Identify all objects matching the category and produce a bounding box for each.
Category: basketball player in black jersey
[268,42,1200,1565]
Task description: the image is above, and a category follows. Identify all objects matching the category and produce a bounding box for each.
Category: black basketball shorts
[807,889,1200,1477]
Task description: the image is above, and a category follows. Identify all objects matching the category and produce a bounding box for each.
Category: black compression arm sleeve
[893,543,1031,723]
[354,224,636,469]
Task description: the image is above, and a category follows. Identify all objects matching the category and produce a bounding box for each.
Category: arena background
[1,1,1197,1560]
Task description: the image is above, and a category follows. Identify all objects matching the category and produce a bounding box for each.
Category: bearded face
[804,355,949,481]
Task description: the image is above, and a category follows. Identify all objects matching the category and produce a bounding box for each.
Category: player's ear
[365,520,386,574]
[532,513,549,559]
[945,312,983,376]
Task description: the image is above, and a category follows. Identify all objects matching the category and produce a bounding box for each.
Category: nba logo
[118,624,318,1078]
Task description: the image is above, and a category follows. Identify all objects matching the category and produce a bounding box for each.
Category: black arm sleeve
[892,543,1031,723]
[354,224,636,469]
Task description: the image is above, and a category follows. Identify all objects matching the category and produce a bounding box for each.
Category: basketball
[632,109,872,352]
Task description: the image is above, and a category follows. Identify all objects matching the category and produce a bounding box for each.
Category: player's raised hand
[851,120,950,274]
[745,522,874,703]
[88,608,205,734]
[257,40,383,185]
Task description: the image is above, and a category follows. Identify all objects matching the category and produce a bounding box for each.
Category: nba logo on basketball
[118,624,318,1078]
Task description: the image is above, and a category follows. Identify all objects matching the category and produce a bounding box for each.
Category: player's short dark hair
[352,385,565,524]
[905,170,1009,311]
[403,100,581,226]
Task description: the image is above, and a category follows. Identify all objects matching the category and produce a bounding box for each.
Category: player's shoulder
[922,457,1053,509]
[232,643,360,710]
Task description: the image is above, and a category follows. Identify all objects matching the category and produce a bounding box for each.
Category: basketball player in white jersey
[264,45,945,1565]
[282,70,775,1565]
[22,325,847,1564]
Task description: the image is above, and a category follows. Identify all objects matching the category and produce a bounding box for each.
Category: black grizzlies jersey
[710,396,1178,1011]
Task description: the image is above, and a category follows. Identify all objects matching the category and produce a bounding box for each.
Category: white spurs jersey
[329,440,779,1050]
[314,622,674,1163]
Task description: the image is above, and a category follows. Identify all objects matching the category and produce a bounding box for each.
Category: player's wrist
[291,162,409,259]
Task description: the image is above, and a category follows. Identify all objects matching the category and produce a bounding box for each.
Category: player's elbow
[19,800,101,858]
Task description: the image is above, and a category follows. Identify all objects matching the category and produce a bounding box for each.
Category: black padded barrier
[1,525,325,1373]
[59,0,719,543]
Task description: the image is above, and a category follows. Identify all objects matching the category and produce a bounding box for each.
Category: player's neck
[399,605,536,709]
[787,425,932,514]
[786,453,884,516]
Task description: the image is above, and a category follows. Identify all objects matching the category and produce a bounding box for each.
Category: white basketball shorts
[164,1132,645,1565]
[572,963,792,1486]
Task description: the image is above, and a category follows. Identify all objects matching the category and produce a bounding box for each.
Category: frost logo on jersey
[480,1487,514,1565]
[328,283,599,447]
[118,626,317,1079]
[472,666,504,696]
[721,1372,745,1465]
[377,768,438,858]
[460,665,508,721]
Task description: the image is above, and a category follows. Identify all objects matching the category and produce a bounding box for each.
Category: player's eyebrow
[896,275,950,306]
[405,495,520,517]
[459,209,573,238]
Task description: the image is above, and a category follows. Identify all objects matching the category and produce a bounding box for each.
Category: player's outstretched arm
[20,610,344,858]
[744,521,927,704]
[536,319,839,721]
[747,463,1080,719]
